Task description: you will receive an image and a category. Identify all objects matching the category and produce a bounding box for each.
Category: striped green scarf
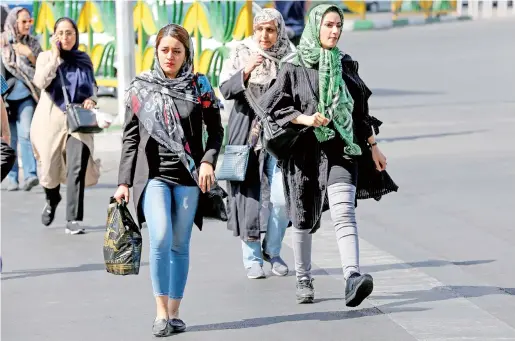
[283,4,361,156]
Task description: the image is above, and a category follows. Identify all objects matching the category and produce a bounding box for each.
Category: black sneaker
[296,278,315,304]
[152,318,173,337]
[65,221,86,235]
[169,318,186,333]
[345,273,374,307]
[41,195,61,226]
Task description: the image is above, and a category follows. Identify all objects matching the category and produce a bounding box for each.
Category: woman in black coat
[113,24,224,337]
[219,8,293,279]
[259,4,398,306]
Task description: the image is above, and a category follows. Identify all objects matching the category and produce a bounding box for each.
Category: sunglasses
[17,18,34,25]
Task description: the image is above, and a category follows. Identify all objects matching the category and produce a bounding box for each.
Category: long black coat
[259,54,398,233]
[219,70,273,240]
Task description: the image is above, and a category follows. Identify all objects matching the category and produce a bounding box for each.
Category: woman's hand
[113,184,130,204]
[292,113,329,127]
[371,145,387,171]
[244,53,264,79]
[50,34,60,59]
[13,43,32,57]
[198,162,215,193]
[83,99,96,110]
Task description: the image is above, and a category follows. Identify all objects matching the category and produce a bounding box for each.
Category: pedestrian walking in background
[275,1,305,46]
[1,6,41,191]
[31,17,100,235]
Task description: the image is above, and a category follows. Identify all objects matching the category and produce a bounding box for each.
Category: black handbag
[244,87,308,161]
[58,69,103,134]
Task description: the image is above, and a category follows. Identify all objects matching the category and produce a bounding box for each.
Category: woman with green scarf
[260,4,397,306]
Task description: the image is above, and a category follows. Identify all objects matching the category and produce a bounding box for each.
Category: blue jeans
[7,97,37,182]
[241,155,289,269]
[142,179,200,299]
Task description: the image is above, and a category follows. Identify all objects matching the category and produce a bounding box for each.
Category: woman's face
[157,36,187,78]
[55,20,77,51]
[319,11,342,49]
[16,10,33,36]
[254,20,278,50]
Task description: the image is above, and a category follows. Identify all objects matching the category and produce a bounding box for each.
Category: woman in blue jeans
[114,24,224,337]
[219,9,293,279]
[1,6,41,191]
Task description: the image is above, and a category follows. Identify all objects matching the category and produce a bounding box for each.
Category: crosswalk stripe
[284,227,515,341]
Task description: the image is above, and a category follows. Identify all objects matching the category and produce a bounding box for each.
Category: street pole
[115,0,136,125]
[483,0,494,18]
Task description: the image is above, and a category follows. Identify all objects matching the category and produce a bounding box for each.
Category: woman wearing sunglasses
[1,7,40,192]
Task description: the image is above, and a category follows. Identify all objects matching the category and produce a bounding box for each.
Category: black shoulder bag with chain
[58,68,103,134]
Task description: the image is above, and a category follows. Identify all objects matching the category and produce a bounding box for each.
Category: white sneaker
[65,221,86,235]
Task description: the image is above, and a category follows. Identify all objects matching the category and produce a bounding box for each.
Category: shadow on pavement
[311,259,496,276]
[1,262,149,281]
[187,306,428,332]
[371,88,444,97]
[378,129,487,143]
[371,285,515,310]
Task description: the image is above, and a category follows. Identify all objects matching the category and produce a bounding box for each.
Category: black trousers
[1,140,16,181]
[44,135,90,221]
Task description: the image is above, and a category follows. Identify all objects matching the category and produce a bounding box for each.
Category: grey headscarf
[220,8,293,86]
[1,7,42,101]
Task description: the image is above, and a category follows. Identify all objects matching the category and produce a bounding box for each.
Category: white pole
[456,0,463,16]
[470,0,480,18]
[497,0,508,16]
[483,0,494,18]
[115,0,136,125]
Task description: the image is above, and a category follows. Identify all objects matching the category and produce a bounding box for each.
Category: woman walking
[260,4,397,305]
[113,24,224,337]
[1,6,41,191]
[219,8,293,279]
[31,17,100,234]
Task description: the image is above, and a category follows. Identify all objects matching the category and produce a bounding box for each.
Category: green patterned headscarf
[282,4,361,156]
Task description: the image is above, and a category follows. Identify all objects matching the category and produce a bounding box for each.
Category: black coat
[219,70,273,240]
[259,54,398,233]
[118,95,225,230]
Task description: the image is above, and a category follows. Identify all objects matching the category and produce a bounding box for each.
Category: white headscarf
[220,8,293,86]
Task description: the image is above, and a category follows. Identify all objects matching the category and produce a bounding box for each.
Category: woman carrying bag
[113,24,225,337]
[31,17,100,235]
[219,8,293,280]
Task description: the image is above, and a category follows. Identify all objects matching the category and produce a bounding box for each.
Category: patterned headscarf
[220,8,293,86]
[1,7,41,101]
[282,4,361,156]
[125,24,218,184]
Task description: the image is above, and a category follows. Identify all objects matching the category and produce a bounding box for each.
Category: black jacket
[118,94,225,229]
[259,54,398,232]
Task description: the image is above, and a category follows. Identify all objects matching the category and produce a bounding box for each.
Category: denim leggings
[7,97,37,182]
[142,179,200,299]
[241,155,289,269]
[293,182,360,280]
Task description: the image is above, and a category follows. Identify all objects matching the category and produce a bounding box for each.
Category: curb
[345,14,473,31]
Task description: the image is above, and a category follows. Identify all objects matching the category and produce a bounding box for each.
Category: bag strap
[297,55,319,104]
[57,68,71,107]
